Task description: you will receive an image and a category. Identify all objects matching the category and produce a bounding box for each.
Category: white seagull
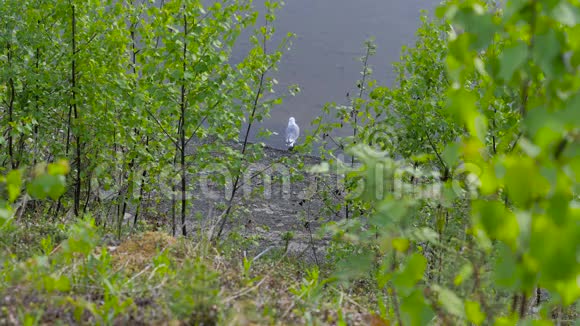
[285,117,300,150]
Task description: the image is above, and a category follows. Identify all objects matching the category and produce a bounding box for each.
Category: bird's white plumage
[285,117,300,149]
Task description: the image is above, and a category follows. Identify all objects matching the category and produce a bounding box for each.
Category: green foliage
[291,267,330,312]
[166,259,220,324]
[26,161,69,200]
[308,1,579,324]
[0,161,69,240]
[0,0,578,324]
[0,0,294,237]
[440,0,580,310]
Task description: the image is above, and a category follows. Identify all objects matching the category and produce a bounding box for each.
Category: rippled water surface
[229,0,439,148]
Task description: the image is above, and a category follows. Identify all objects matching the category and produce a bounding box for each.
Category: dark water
[231,0,439,149]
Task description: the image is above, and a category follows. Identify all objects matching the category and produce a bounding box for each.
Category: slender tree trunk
[172,135,180,236]
[215,66,266,240]
[134,168,147,227]
[215,27,274,240]
[134,137,148,228]
[7,78,15,169]
[117,151,129,240]
[65,5,81,216]
[134,1,163,229]
[179,12,188,236]
[65,11,74,157]
[71,5,81,217]
[59,5,80,218]
[171,182,176,236]
[30,42,41,213]
[123,1,140,229]
[33,44,40,167]
[345,42,372,220]
[519,292,527,318]
[83,172,91,213]
[390,250,403,326]
[117,193,123,240]
[492,107,497,154]
[6,42,15,169]
[15,134,25,168]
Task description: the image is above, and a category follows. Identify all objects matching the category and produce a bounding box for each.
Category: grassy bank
[1,218,381,325]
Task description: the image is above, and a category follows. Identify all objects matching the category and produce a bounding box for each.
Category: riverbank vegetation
[1,0,578,324]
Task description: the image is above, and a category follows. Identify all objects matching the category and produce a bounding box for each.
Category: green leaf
[442,142,461,168]
[503,0,529,21]
[55,275,71,292]
[446,88,487,140]
[554,275,580,306]
[473,200,519,249]
[494,243,519,289]
[498,41,527,81]
[375,200,409,226]
[401,289,435,326]
[448,33,472,65]
[392,253,427,295]
[530,214,578,286]
[6,169,22,203]
[454,7,496,50]
[27,174,66,200]
[561,92,580,131]
[454,263,474,286]
[446,88,476,123]
[432,285,465,318]
[503,156,548,207]
[532,29,563,78]
[392,238,410,253]
[47,160,70,176]
[369,86,389,100]
[332,250,374,282]
[465,300,485,325]
[547,191,570,226]
[494,315,519,326]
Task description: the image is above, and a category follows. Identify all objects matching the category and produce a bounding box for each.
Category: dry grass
[1,226,382,325]
[111,231,177,273]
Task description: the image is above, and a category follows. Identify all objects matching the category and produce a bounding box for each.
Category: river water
[231,0,439,149]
